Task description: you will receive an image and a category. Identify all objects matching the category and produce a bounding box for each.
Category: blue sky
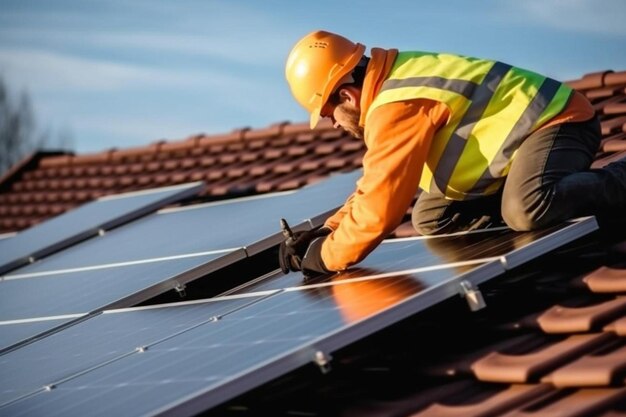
[1,0,625,154]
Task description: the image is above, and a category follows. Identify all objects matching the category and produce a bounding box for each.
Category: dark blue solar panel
[0,171,361,353]
[0,182,204,275]
[0,294,269,406]
[6,169,361,276]
[230,218,598,294]
[0,252,233,321]
[0,264,499,415]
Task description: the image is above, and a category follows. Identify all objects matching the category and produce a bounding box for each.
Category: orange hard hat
[285,30,366,129]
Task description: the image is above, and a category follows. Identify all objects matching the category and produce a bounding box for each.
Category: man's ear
[338,85,361,106]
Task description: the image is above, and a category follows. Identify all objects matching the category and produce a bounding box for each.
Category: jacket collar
[359,47,398,127]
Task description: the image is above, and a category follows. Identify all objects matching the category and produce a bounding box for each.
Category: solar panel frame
[0,315,82,354]
[496,216,598,269]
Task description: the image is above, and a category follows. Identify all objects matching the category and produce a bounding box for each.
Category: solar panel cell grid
[0,294,269,407]
[0,262,502,417]
[0,252,229,321]
[0,182,205,275]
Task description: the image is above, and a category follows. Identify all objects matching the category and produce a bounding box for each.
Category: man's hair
[350,55,370,88]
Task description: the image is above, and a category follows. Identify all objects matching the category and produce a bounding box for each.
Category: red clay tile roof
[0,69,625,237]
[0,120,364,233]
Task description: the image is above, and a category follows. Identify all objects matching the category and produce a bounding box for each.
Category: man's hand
[278,226,331,275]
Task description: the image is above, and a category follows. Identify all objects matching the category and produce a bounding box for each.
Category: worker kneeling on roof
[279,30,626,277]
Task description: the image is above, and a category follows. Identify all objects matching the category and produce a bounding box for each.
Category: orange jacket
[320,48,595,272]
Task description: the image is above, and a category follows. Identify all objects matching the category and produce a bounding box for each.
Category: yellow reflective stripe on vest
[367,52,572,200]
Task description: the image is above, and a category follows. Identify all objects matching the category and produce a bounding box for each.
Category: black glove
[300,235,330,278]
[278,226,331,274]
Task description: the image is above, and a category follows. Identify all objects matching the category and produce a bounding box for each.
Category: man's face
[320,86,364,140]
[331,101,364,140]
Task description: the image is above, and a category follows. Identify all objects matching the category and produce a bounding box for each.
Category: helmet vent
[310,41,328,49]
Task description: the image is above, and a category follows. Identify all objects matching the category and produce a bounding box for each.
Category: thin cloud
[0,48,247,92]
[0,28,289,67]
[0,1,296,67]
[86,32,288,66]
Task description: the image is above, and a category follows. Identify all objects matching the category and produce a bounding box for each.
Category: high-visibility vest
[366,51,573,200]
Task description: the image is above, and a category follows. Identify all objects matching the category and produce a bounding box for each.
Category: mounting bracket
[313,350,332,374]
[460,280,486,311]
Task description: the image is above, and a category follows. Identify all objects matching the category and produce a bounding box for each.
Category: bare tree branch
[0,76,39,175]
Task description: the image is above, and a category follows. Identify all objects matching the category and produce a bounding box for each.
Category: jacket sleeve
[320,99,447,271]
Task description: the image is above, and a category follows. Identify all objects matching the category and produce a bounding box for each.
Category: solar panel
[0,264,494,415]
[0,217,597,416]
[0,232,15,241]
[0,171,361,352]
[0,251,238,321]
[283,168,363,227]
[230,217,598,294]
[0,316,80,355]
[0,250,244,353]
[5,169,362,276]
[0,294,271,406]
[0,182,204,275]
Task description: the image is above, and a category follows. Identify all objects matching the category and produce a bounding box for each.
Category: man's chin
[350,129,364,140]
[342,125,363,139]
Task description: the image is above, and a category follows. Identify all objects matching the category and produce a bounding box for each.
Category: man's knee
[412,218,443,236]
[411,208,447,236]
[411,192,454,236]
[501,194,543,231]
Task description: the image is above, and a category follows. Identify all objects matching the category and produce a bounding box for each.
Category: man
[279,30,626,277]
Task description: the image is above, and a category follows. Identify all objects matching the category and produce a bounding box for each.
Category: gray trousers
[412,116,626,235]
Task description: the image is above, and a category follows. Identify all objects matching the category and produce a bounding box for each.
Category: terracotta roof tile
[218,154,237,164]
[587,87,625,101]
[565,70,614,90]
[543,345,626,387]
[605,71,626,86]
[158,137,199,153]
[592,150,626,169]
[600,133,626,153]
[294,132,316,144]
[110,143,161,162]
[281,121,313,137]
[38,154,74,168]
[196,131,244,149]
[242,122,285,141]
[604,101,626,115]
[584,267,626,293]
[72,150,114,165]
[536,298,626,334]
[600,116,626,136]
